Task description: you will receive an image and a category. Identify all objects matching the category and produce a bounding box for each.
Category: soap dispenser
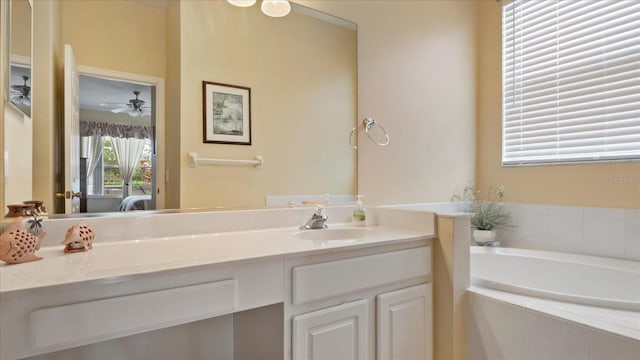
[352,195,366,225]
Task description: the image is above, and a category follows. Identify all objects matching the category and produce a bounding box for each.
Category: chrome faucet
[299,206,328,230]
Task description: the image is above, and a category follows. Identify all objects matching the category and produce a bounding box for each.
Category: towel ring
[349,117,390,149]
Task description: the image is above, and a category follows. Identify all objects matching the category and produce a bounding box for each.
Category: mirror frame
[0,0,8,222]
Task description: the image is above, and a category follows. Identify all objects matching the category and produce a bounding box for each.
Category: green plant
[452,182,514,231]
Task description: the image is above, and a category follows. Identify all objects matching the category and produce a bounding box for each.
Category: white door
[63,44,80,213]
[377,283,432,360]
[292,299,368,360]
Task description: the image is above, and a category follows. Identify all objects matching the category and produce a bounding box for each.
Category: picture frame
[202,81,251,145]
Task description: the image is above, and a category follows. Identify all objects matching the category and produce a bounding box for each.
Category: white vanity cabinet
[287,243,433,360]
[0,223,435,360]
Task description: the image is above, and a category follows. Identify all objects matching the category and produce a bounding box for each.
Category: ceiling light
[261,0,291,17]
[227,0,257,7]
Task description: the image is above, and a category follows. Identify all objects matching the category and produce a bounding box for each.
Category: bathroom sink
[295,228,372,241]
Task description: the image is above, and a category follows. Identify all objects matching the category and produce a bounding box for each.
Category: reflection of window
[87,136,153,196]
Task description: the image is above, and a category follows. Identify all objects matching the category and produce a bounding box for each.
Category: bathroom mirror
[4,0,357,216]
[8,0,31,117]
[3,0,32,210]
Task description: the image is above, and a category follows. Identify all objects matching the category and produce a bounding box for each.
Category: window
[87,136,153,196]
[502,0,640,166]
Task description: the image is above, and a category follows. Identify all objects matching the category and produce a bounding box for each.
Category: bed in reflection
[119,195,152,211]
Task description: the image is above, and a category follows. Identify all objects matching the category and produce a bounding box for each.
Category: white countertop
[0,224,433,293]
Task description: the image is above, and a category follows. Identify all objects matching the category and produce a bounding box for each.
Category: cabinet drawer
[30,279,237,352]
[293,246,430,305]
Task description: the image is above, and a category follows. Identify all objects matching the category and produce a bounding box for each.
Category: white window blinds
[502,0,640,165]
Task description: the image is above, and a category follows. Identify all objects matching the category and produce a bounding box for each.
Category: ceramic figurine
[62,223,94,253]
[0,217,44,264]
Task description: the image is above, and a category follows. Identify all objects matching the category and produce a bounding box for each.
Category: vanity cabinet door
[292,299,368,360]
[377,283,432,360]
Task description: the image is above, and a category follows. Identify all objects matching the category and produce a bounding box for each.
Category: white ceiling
[79,75,153,112]
[9,64,30,86]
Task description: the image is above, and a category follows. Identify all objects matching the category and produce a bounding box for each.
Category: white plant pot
[473,229,496,245]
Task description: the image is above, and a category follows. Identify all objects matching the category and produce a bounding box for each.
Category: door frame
[77,65,166,210]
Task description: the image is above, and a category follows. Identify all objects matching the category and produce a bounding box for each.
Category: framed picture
[202,81,251,145]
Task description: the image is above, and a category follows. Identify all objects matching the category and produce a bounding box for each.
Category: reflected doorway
[78,74,157,213]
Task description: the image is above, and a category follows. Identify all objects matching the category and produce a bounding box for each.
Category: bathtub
[470,246,640,311]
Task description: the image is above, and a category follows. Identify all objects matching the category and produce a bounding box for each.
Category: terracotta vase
[5,204,35,218]
[23,200,47,216]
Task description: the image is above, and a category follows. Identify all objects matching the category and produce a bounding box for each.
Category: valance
[80,121,151,140]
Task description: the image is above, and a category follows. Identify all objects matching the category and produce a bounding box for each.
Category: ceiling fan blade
[10,94,30,106]
[110,107,131,114]
[100,102,131,108]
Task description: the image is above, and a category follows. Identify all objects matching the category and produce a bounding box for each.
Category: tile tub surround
[385,202,639,261]
[467,289,640,360]
[497,203,639,261]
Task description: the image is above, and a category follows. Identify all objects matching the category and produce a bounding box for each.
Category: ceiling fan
[10,75,31,106]
[100,90,151,117]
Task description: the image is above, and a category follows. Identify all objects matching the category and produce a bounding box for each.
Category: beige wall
[165,0,181,209]
[10,0,31,59]
[299,0,478,206]
[31,0,62,212]
[22,0,632,214]
[177,1,357,209]
[4,107,32,205]
[476,1,640,209]
[60,0,166,79]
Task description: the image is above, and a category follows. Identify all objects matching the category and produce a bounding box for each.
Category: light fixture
[227,0,291,18]
[10,75,31,106]
[261,0,291,17]
[226,0,257,7]
[100,90,150,118]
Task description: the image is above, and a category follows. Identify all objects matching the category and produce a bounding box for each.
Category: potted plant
[452,183,514,245]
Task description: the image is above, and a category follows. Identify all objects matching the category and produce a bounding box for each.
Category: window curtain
[81,133,103,178]
[80,121,150,140]
[111,137,146,199]
[81,121,151,198]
